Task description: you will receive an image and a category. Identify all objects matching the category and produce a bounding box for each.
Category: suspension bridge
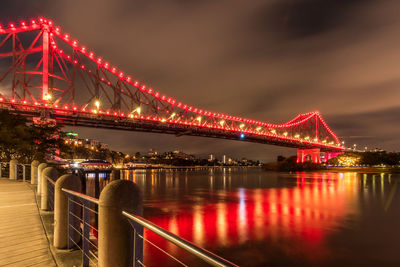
[0,17,345,163]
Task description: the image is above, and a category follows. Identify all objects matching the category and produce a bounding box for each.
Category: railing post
[82,199,90,267]
[130,221,143,267]
[22,165,26,182]
[98,180,143,267]
[54,174,82,249]
[9,159,18,180]
[31,160,40,185]
[0,162,2,178]
[37,163,48,196]
[111,169,120,181]
[48,181,55,211]
[41,167,59,211]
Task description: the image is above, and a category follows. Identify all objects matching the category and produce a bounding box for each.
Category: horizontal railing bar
[47,177,56,185]
[89,249,99,260]
[68,211,84,223]
[69,237,98,266]
[84,206,99,215]
[122,211,238,267]
[69,198,84,208]
[84,221,99,233]
[139,233,188,266]
[62,188,99,205]
[0,162,30,166]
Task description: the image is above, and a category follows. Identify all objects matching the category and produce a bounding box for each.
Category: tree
[0,110,62,162]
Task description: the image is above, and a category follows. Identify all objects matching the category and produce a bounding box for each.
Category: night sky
[1,0,399,162]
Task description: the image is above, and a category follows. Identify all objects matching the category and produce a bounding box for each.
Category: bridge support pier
[297,149,321,164]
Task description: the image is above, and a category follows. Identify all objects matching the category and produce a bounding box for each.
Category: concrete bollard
[54,174,82,249]
[30,160,40,185]
[98,180,143,267]
[9,159,18,180]
[37,163,48,196]
[41,167,59,211]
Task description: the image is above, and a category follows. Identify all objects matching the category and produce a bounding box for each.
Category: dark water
[120,168,400,266]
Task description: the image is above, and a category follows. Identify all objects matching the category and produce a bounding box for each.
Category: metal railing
[47,177,56,211]
[62,188,99,267]
[0,162,9,178]
[0,162,30,181]
[19,164,30,181]
[60,188,237,267]
[122,212,238,267]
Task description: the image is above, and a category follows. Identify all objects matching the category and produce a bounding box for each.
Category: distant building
[63,133,108,150]
[164,150,195,160]
[149,148,158,156]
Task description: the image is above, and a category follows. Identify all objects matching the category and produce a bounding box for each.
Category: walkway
[0,178,56,267]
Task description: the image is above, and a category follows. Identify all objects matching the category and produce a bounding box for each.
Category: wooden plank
[0,179,56,266]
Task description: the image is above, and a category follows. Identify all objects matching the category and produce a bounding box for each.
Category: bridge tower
[297,149,343,164]
[297,149,321,164]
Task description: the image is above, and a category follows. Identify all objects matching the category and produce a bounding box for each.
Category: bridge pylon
[297,148,321,164]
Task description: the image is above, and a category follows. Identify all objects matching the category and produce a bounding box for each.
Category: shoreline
[326,166,400,173]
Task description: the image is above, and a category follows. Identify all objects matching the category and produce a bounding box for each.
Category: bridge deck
[0,179,56,267]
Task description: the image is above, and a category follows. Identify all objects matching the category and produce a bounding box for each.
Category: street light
[95,100,100,110]
[132,106,141,115]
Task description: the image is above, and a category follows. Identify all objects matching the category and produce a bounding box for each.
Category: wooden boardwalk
[0,179,56,267]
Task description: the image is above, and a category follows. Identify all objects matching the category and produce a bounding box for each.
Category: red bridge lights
[0,17,344,152]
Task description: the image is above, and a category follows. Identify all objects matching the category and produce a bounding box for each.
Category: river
[118,167,400,266]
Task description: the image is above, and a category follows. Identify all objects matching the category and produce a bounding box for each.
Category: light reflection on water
[120,168,400,266]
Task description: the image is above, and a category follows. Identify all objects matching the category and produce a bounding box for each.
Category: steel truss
[0,18,344,152]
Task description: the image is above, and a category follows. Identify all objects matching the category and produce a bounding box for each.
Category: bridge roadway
[1,103,344,153]
[0,179,56,267]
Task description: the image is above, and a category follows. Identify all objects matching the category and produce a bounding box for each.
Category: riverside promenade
[0,178,56,267]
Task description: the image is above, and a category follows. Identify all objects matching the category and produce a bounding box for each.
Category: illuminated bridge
[0,18,344,162]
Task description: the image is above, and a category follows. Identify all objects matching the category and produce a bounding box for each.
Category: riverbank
[327,166,400,173]
[121,165,261,170]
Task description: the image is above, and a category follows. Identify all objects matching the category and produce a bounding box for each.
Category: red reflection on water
[142,172,358,266]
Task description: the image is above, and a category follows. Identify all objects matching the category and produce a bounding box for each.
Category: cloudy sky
[1,0,399,161]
